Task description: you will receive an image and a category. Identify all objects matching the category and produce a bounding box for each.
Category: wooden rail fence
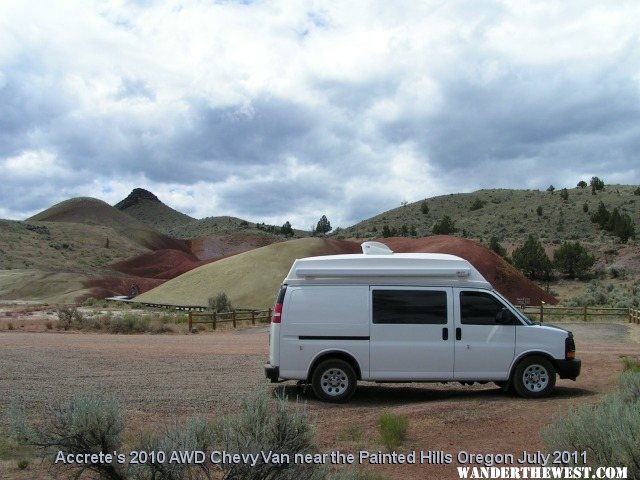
[520,305,638,323]
[188,308,272,331]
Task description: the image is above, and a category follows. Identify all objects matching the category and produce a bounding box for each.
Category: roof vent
[361,241,393,255]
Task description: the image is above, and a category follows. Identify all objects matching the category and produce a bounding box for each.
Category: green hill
[114,188,195,234]
[341,185,639,244]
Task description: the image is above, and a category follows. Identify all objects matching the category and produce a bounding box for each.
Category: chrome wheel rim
[320,368,349,397]
[522,364,549,392]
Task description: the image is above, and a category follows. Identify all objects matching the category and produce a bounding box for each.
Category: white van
[264,242,581,402]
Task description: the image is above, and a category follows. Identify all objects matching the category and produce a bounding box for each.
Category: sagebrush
[7,389,368,479]
[542,371,640,479]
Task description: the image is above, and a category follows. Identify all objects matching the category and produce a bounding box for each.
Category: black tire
[494,381,510,392]
[311,359,357,403]
[512,356,556,398]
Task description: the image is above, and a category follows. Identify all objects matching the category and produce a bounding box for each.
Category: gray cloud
[1,1,639,229]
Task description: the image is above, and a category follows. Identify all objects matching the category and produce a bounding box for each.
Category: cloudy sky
[1,1,639,229]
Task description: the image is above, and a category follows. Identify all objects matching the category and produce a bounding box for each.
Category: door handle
[456,327,462,341]
[442,327,448,340]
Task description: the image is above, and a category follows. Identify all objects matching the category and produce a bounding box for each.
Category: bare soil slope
[188,233,284,260]
[135,237,361,308]
[109,249,204,279]
[381,236,557,305]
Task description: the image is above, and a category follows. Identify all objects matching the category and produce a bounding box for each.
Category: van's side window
[372,290,447,324]
[460,291,509,325]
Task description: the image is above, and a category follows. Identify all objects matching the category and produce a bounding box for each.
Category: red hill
[379,236,558,306]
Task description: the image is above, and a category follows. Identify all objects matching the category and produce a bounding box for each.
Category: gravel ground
[1,323,638,480]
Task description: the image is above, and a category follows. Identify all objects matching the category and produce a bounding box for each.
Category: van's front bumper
[264,363,280,383]
[556,359,581,380]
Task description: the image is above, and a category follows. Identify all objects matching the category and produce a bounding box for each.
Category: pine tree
[315,215,331,235]
[512,235,552,280]
[432,216,457,235]
[553,241,595,278]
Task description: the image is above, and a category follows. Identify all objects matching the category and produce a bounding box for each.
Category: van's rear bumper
[264,363,280,383]
[556,359,581,380]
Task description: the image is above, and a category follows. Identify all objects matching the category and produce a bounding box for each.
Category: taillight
[272,303,283,323]
[565,334,576,360]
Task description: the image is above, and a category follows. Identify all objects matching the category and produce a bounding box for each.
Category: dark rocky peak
[115,188,161,210]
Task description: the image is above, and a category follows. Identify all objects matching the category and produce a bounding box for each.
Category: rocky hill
[114,188,195,234]
[340,185,639,245]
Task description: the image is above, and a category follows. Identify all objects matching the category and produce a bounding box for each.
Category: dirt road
[1,323,638,479]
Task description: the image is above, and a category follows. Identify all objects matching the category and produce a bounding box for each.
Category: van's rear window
[372,290,447,324]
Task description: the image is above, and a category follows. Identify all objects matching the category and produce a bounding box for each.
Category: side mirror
[495,308,513,325]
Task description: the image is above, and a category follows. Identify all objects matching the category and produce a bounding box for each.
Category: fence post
[251,310,255,325]
[213,312,216,330]
[539,304,544,323]
[232,310,236,328]
[188,312,192,333]
[583,306,587,322]
[268,307,272,321]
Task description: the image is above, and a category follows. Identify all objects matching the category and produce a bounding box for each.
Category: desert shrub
[567,281,640,308]
[488,236,508,259]
[9,389,333,480]
[432,215,457,235]
[56,306,84,330]
[378,413,408,450]
[217,390,326,480]
[7,322,14,330]
[542,371,640,479]
[609,266,627,279]
[469,197,487,211]
[107,314,150,334]
[17,459,29,470]
[45,320,53,330]
[420,200,429,215]
[621,357,640,374]
[8,391,127,479]
[208,292,233,313]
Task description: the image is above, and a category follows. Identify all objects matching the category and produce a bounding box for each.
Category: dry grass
[0,220,147,272]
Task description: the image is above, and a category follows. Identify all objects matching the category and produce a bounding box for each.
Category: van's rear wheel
[311,359,356,403]
[512,356,556,398]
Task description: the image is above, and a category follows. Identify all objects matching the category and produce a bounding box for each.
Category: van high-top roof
[284,242,491,288]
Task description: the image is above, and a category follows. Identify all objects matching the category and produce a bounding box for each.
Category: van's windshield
[492,290,535,325]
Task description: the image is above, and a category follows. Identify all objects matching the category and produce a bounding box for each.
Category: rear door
[453,289,516,380]
[369,286,454,380]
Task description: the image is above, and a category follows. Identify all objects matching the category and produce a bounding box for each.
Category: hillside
[165,215,309,240]
[341,185,640,244]
[380,236,557,305]
[135,238,361,308]
[135,235,554,308]
[28,197,189,252]
[0,219,147,271]
[114,188,195,234]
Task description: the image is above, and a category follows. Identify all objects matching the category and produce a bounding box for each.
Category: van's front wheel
[311,359,357,403]
[512,356,556,398]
